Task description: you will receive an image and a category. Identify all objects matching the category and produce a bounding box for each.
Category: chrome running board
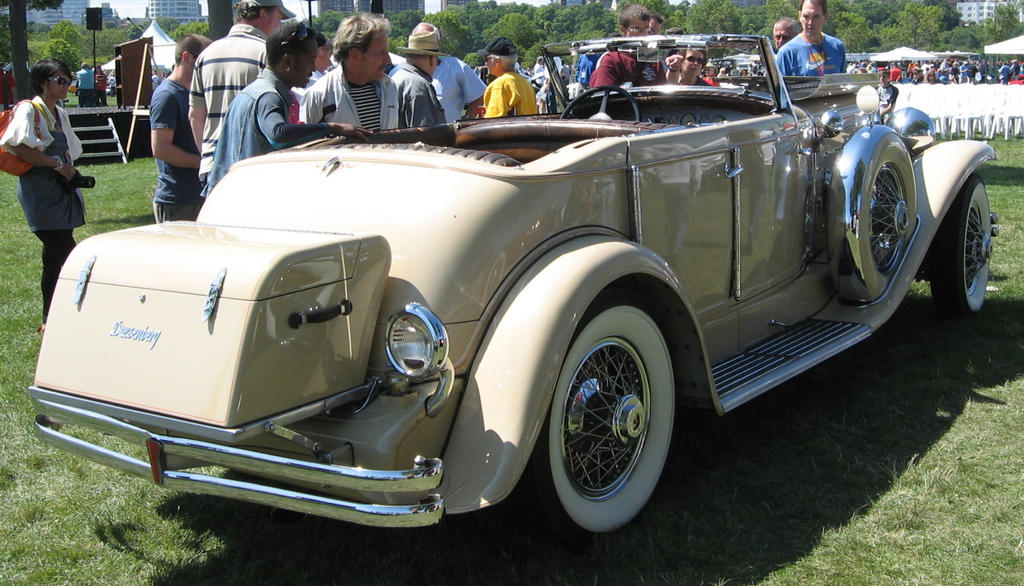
[712,319,871,412]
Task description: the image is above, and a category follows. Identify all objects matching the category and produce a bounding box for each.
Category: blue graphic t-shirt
[776,34,847,77]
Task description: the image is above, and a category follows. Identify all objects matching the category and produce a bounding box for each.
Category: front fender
[818,139,996,327]
[440,235,699,513]
[916,140,996,228]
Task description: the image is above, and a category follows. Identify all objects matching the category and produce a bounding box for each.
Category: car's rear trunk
[35,223,390,428]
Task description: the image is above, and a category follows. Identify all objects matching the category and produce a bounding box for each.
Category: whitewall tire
[535,302,674,533]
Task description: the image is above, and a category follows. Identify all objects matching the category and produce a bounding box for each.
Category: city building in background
[320,0,356,12]
[28,0,91,26]
[957,0,1024,25]
[147,0,204,23]
[355,0,424,12]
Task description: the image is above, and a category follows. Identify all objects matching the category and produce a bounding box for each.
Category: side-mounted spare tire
[830,125,918,304]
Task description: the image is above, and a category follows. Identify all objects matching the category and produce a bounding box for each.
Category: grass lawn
[1,142,1022,585]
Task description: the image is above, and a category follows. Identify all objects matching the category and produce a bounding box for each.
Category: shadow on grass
[977,162,1024,187]
[125,294,1022,585]
[86,214,154,228]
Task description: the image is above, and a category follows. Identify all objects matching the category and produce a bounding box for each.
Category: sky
[99,0,555,20]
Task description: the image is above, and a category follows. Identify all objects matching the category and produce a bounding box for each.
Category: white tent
[141,20,177,72]
[985,34,1024,55]
[100,22,176,75]
[870,47,938,62]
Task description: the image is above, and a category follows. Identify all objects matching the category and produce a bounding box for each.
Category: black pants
[34,229,76,322]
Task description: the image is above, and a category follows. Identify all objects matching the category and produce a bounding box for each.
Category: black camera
[58,171,96,192]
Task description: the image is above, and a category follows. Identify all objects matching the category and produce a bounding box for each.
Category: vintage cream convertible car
[30,35,997,533]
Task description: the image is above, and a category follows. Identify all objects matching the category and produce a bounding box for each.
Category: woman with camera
[0,59,84,334]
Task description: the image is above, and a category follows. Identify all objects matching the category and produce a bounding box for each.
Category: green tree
[888,3,944,50]
[6,0,66,97]
[922,0,961,31]
[171,21,211,41]
[984,3,1023,44]
[739,4,768,37]
[389,9,426,41]
[632,0,673,22]
[536,4,615,41]
[687,0,741,34]
[155,17,180,35]
[425,10,471,58]
[49,20,83,47]
[484,12,541,56]
[849,0,905,30]
[456,1,506,54]
[312,11,345,38]
[762,0,796,25]
[0,13,10,61]
[944,25,983,53]
[831,12,875,53]
[46,38,80,69]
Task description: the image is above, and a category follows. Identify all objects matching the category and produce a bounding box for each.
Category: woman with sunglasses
[0,59,84,334]
[204,21,368,195]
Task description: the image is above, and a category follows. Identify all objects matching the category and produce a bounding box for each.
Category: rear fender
[440,235,706,513]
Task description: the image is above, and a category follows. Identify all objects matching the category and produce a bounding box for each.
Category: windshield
[540,34,779,114]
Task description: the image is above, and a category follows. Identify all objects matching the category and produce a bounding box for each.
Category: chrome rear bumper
[31,393,443,528]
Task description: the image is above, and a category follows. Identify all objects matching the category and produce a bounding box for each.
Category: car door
[627,125,739,361]
[627,111,814,361]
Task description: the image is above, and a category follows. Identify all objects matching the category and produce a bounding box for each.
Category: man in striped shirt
[300,14,399,132]
[189,0,294,184]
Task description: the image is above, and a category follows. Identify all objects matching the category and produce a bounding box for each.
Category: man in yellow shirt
[478,37,537,118]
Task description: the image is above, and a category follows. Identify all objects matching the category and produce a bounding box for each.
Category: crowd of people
[847,57,1020,86]
[2,0,1018,333]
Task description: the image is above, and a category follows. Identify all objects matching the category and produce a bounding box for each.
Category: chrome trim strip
[160,471,442,528]
[32,400,443,527]
[730,147,742,299]
[629,164,643,243]
[29,384,374,444]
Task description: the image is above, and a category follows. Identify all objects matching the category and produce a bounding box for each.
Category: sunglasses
[684,56,704,64]
[282,22,312,45]
[48,76,72,86]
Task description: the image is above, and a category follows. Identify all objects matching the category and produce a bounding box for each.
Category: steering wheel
[560,85,641,122]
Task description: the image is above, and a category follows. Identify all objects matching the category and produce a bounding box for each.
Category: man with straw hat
[391,23,446,128]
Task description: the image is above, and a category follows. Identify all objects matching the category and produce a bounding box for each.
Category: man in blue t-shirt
[776,0,846,77]
[76,63,95,107]
[150,34,211,222]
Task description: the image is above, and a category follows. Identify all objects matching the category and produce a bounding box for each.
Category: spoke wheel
[870,163,910,272]
[832,127,917,303]
[532,300,673,534]
[930,174,993,316]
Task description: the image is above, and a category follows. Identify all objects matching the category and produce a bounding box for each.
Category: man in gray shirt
[391,23,445,128]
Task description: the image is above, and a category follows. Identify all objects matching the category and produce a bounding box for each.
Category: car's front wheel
[930,174,993,316]
[531,299,674,534]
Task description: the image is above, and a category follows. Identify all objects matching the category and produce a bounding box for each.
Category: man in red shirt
[888,63,902,83]
[94,68,108,106]
[590,3,685,88]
